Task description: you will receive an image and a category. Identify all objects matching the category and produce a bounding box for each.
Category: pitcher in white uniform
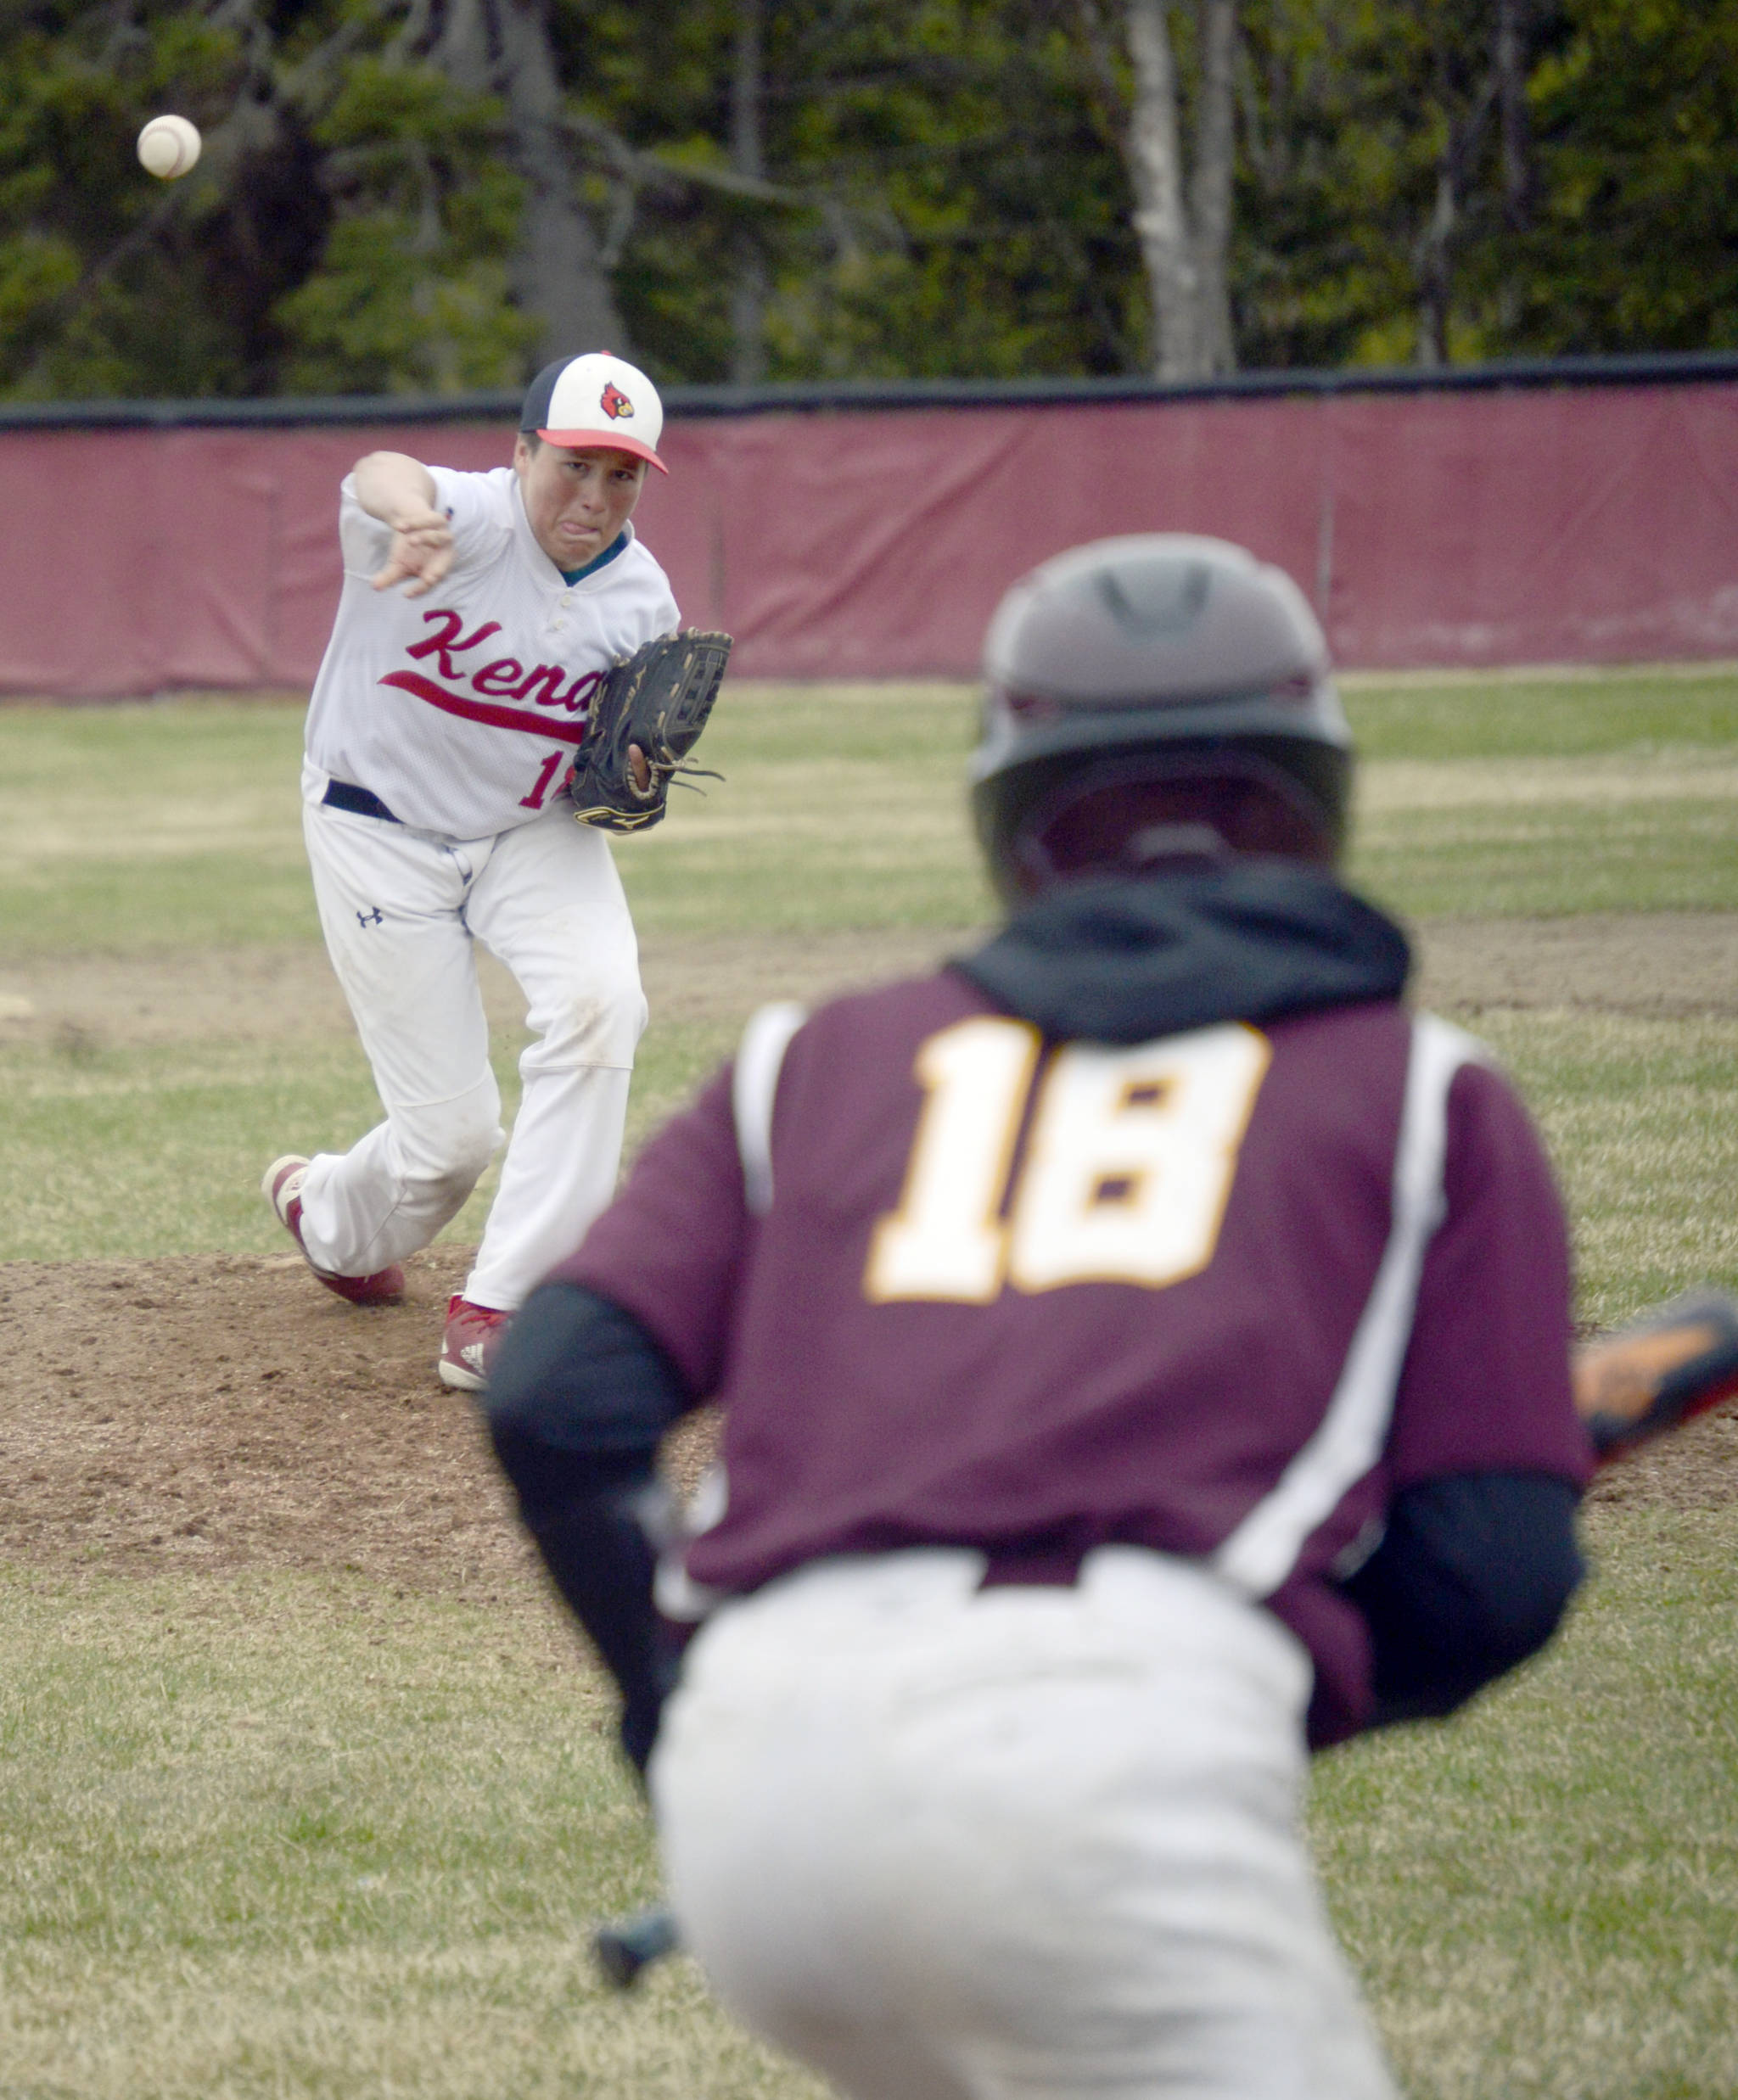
[262,352,679,1392]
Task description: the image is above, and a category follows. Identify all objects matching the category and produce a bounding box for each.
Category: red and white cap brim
[536,425,667,473]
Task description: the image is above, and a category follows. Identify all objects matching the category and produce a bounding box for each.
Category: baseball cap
[519,352,668,474]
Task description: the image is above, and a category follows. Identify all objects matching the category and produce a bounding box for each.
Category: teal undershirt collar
[559,530,630,586]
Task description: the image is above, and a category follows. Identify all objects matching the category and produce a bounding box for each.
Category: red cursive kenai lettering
[512,664,603,714]
[395,611,603,724]
[471,658,526,697]
[406,609,503,680]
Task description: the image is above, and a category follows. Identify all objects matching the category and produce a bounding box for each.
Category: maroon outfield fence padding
[3,359,1738,696]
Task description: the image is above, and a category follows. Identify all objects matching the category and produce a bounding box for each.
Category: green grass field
[2,666,1736,2097]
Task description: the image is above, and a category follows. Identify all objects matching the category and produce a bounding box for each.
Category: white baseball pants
[653,1548,1396,2100]
[294,794,647,1309]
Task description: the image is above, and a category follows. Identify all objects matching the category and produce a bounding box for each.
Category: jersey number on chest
[864,1016,1271,1303]
[519,748,569,810]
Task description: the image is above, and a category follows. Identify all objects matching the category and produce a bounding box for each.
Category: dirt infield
[2,1239,1731,1604]
[2,910,1734,1597]
[0,927,967,1600]
[0,1240,715,1599]
[1,910,1735,1052]
[0,1246,535,1594]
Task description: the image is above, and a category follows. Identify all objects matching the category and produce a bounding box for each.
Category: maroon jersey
[558,971,1589,1743]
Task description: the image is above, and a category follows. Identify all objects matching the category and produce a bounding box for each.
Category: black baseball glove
[566,627,732,833]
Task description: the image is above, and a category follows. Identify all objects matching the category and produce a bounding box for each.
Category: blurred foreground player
[263,353,676,1390]
[485,535,1591,2099]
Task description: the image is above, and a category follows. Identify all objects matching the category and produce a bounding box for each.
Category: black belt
[977,1542,1086,1589]
[322,779,401,823]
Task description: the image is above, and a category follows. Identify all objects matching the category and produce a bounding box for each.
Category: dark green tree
[1231,0,1523,369]
[0,1,317,395]
[3,0,1734,397]
[0,0,536,397]
[273,44,538,393]
[1522,0,1738,353]
[557,0,1145,384]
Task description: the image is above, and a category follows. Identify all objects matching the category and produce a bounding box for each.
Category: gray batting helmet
[969,535,1353,904]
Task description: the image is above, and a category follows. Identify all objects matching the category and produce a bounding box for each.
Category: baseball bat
[593,1905,680,1990]
[1574,1287,1738,1464]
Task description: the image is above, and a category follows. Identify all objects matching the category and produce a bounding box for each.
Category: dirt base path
[2,912,1735,1054]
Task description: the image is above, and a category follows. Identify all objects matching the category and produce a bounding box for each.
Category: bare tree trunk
[1096,0,1240,381]
[1493,0,1533,340]
[418,0,629,364]
[1495,0,1533,231]
[1189,0,1238,375]
[1124,0,1197,378]
[730,0,768,386]
[1415,161,1455,366]
[1416,1,1455,368]
[1413,42,1496,368]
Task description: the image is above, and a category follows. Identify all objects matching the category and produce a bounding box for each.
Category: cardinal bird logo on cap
[600,380,634,421]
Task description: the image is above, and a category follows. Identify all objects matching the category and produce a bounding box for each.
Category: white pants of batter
[294,792,647,1309]
[653,1548,1396,2100]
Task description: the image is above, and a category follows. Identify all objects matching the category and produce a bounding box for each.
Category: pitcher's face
[513,438,647,569]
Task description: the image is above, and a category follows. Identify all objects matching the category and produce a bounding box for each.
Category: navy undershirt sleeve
[1340,1470,1585,1726]
[484,1280,694,1772]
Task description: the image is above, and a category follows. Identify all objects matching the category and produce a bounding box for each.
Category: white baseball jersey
[303,464,680,838]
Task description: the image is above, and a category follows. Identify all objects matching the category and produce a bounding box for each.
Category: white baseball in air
[137,115,201,181]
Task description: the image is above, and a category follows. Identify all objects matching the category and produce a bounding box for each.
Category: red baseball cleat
[439,1294,511,1392]
[261,1155,406,1307]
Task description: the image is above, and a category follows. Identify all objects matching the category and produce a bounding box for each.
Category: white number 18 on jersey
[864,1016,1271,1304]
